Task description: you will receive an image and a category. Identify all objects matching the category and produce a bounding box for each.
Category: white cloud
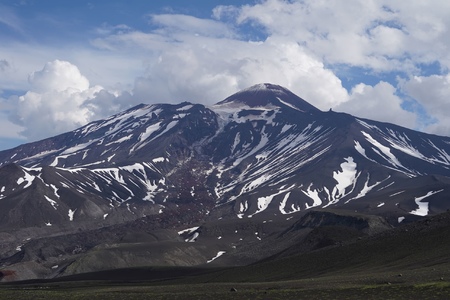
[401,75,450,135]
[96,22,348,109]
[0,111,23,139]
[335,82,416,129]
[150,14,237,38]
[7,60,117,141]
[220,0,450,72]
[28,60,89,93]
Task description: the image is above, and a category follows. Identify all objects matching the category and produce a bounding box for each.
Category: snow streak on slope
[279,190,302,215]
[304,157,359,208]
[118,162,166,202]
[302,184,323,209]
[346,174,388,203]
[12,103,201,169]
[248,185,295,217]
[44,195,58,210]
[361,131,405,170]
[207,251,226,263]
[213,114,335,209]
[357,119,450,175]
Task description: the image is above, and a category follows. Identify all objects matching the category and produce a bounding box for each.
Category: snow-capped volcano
[0,83,450,228]
[1,83,450,280]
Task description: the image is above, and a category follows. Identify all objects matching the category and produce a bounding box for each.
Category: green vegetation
[1,276,450,300]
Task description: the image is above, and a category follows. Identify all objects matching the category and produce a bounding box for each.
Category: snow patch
[332,157,358,199]
[409,190,443,216]
[279,192,293,214]
[152,157,166,163]
[186,232,199,242]
[17,170,36,189]
[237,201,249,218]
[178,226,200,235]
[61,140,97,155]
[68,209,76,221]
[207,251,226,263]
[105,134,133,146]
[302,184,322,209]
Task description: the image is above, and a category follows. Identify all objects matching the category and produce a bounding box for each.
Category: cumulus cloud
[218,0,450,72]
[401,75,450,136]
[335,82,417,129]
[28,60,89,93]
[8,60,126,141]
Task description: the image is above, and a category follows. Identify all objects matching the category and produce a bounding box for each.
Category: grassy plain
[1,272,450,300]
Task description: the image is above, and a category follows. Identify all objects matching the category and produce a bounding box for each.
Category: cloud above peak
[28,60,89,93]
[9,60,104,141]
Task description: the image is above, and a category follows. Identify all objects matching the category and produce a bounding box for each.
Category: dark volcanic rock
[287,209,392,235]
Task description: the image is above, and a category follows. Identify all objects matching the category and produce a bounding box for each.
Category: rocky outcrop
[286,209,392,235]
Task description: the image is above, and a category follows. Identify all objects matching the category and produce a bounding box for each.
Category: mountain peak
[215,83,321,113]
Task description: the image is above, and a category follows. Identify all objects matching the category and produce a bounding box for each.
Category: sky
[1,0,450,150]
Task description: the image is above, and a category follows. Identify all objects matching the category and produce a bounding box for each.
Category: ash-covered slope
[216,83,320,112]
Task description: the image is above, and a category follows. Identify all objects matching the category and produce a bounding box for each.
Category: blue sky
[1,0,450,150]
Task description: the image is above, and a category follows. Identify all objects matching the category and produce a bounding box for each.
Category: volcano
[1,83,450,280]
